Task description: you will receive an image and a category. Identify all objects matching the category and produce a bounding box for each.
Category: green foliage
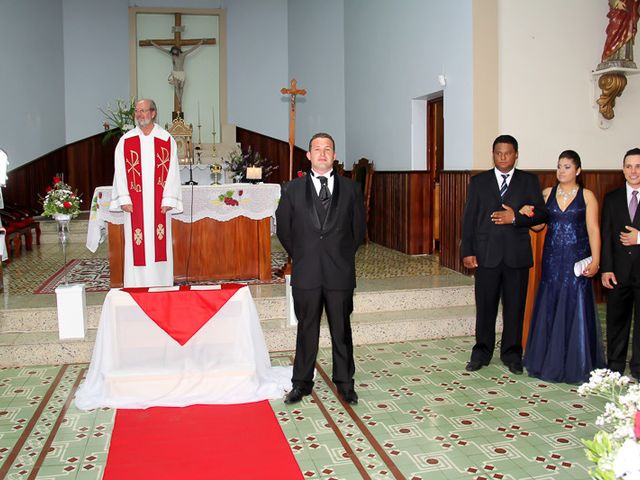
[99,98,136,143]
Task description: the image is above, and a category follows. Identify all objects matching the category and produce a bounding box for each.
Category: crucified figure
[151,40,203,111]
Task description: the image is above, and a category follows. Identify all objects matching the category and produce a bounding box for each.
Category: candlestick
[197,102,201,124]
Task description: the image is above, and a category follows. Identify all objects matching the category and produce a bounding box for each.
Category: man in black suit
[601,148,640,379]
[276,132,365,405]
[461,135,548,374]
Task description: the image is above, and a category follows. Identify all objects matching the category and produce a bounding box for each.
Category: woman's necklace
[556,186,578,202]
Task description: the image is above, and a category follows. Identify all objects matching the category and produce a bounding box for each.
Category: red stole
[124,135,171,266]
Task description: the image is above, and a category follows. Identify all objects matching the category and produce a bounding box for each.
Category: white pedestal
[285,274,298,326]
[55,283,87,340]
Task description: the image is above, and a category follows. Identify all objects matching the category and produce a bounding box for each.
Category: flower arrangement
[578,369,640,479]
[99,98,136,143]
[41,177,82,218]
[222,147,277,181]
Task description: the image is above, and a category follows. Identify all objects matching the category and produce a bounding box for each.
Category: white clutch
[573,256,592,277]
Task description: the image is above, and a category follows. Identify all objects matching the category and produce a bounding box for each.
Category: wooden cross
[280,79,307,180]
[138,13,216,114]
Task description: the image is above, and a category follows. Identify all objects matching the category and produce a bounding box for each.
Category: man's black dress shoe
[465,360,488,372]
[339,389,358,405]
[284,387,311,404]
[507,363,523,375]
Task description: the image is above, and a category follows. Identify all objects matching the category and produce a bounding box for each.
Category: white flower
[614,439,640,479]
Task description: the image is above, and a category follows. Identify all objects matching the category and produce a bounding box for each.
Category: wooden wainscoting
[369,171,432,255]
[236,127,308,184]
[4,132,117,213]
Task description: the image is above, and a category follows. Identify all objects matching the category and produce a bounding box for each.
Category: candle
[197,102,201,124]
[246,166,262,180]
[212,106,216,143]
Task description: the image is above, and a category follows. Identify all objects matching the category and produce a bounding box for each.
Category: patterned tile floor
[1,226,605,478]
[0,339,606,480]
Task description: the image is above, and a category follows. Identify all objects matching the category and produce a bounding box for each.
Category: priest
[110,98,183,287]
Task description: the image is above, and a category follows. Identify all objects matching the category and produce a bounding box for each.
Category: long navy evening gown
[523,186,605,383]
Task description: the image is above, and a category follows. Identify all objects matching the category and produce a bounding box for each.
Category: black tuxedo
[276,173,365,391]
[461,169,548,365]
[601,186,640,376]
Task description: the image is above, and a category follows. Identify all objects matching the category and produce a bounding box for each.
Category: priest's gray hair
[137,98,157,113]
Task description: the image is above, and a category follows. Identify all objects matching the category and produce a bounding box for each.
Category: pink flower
[63,201,72,209]
[53,176,61,184]
[634,411,640,439]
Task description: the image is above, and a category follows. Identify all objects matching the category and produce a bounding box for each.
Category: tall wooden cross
[138,13,216,115]
[280,79,307,180]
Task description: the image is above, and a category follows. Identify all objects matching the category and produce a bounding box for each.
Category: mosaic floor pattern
[1,338,605,479]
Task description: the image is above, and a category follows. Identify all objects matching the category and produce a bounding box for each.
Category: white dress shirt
[494,167,515,190]
[310,169,335,195]
[625,183,640,244]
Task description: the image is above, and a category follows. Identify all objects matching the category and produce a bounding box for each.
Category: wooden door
[427,96,444,252]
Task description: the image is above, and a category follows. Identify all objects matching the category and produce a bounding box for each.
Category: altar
[86,183,281,287]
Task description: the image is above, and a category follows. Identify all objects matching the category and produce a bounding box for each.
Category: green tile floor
[1,338,609,479]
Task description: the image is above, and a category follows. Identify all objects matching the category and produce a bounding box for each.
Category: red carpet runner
[104,400,303,480]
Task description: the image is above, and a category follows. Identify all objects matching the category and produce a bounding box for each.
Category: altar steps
[0,283,481,367]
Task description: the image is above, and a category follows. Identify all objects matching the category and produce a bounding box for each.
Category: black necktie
[318,176,330,210]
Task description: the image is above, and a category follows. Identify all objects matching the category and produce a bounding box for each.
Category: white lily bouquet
[579,369,640,480]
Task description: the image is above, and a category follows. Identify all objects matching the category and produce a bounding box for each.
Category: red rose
[297,170,304,177]
[71,193,76,197]
[46,186,52,192]
[238,190,243,196]
[63,201,72,209]
[53,176,61,184]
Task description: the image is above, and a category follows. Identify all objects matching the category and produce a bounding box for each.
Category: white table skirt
[74,286,291,410]
[86,183,280,252]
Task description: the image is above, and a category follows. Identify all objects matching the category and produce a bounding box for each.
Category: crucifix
[280,79,307,180]
[139,13,216,116]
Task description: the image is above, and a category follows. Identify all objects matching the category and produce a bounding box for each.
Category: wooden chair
[351,158,374,243]
[333,160,346,177]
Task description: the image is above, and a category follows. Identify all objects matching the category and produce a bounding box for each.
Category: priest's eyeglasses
[135,108,153,114]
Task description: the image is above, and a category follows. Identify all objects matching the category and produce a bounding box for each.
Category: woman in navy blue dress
[522,150,605,383]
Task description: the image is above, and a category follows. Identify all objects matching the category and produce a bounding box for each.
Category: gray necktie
[318,176,330,210]
[499,174,508,199]
[630,190,638,220]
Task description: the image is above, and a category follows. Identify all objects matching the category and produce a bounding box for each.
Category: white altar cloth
[74,286,291,410]
[86,184,280,252]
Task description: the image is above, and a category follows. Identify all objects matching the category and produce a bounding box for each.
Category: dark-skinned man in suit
[276,133,365,405]
[461,135,548,375]
[602,148,640,379]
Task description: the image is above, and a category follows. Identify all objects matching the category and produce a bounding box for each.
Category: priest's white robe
[110,124,183,287]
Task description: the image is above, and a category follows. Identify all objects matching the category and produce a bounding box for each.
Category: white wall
[344,0,474,170]
[226,0,289,141]
[498,0,639,170]
[63,0,129,144]
[0,0,66,169]
[287,0,346,162]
